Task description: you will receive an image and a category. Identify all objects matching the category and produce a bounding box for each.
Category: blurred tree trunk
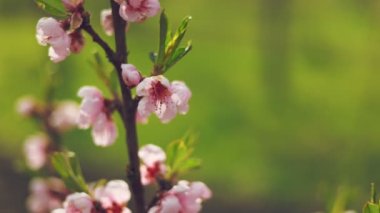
[258,0,293,113]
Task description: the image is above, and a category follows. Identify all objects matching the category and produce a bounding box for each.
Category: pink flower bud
[91,113,118,147]
[49,101,79,132]
[94,180,131,209]
[101,9,114,36]
[16,96,36,117]
[24,134,49,170]
[121,64,142,87]
[119,0,160,23]
[62,0,84,11]
[77,86,104,129]
[136,76,192,123]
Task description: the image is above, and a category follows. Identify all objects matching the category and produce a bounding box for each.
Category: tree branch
[81,16,117,68]
[110,1,145,213]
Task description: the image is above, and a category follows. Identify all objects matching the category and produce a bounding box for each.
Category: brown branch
[81,15,118,68]
[109,1,145,213]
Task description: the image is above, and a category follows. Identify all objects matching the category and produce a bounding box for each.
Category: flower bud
[121,64,142,87]
[101,9,114,36]
[16,96,36,117]
[62,0,84,11]
[24,134,49,170]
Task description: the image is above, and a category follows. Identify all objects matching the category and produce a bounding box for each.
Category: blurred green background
[1,0,380,212]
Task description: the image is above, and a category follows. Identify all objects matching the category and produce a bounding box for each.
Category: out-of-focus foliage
[1,0,380,212]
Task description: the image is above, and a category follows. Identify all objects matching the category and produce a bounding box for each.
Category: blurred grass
[1,0,380,212]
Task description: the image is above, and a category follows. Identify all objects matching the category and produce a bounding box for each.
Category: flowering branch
[83,1,145,211]
[31,0,212,212]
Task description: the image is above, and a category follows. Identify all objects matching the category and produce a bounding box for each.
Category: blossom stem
[81,19,117,68]
[110,1,145,213]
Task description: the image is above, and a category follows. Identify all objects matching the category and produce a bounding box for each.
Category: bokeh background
[1,0,380,212]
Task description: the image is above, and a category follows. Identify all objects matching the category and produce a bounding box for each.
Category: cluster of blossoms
[47,145,210,213]
[52,180,131,213]
[28,0,212,212]
[27,177,68,213]
[149,181,211,213]
[36,0,85,62]
[138,144,212,212]
[17,98,79,170]
[77,73,191,147]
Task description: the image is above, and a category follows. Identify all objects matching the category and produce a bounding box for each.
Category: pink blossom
[136,75,192,123]
[148,181,212,213]
[49,101,79,132]
[138,144,166,185]
[101,9,114,36]
[27,177,67,213]
[36,17,71,63]
[118,0,160,23]
[91,112,118,147]
[139,144,166,167]
[121,64,142,87]
[24,134,49,170]
[56,192,94,213]
[94,180,131,210]
[62,0,84,11]
[77,86,104,129]
[16,96,36,117]
[77,86,118,147]
[36,17,66,46]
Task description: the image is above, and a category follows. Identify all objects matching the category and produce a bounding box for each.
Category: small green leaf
[157,10,169,65]
[166,41,192,70]
[166,133,200,178]
[178,158,202,173]
[167,16,192,55]
[51,152,88,193]
[34,0,67,17]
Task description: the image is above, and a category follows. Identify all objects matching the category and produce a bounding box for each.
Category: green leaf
[165,133,200,178]
[178,158,202,173]
[167,16,192,56]
[51,152,88,193]
[157,10,169,65]
[363,202,380,213]
[165,41,192,70]
[34,0,67,17]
